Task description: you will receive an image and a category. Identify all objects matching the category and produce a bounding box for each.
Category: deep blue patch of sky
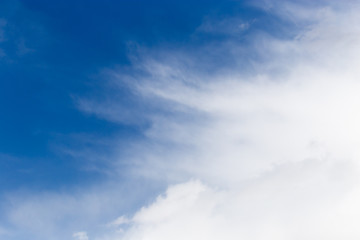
[0,0,300,193]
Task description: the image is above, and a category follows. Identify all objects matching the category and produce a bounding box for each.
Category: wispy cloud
[0,18,6,58]
[4,1,360,239]
[2,179,163,240]
[96,2,360,239]
[16,39,35,56]
[81,1,360,187]
[0,18,6,43]
[197,16,251,36]
[73,232,89,240]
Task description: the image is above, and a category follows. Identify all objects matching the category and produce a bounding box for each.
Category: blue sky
[0,0,272,191]
[0,0,208,188]
[2,1,360,240]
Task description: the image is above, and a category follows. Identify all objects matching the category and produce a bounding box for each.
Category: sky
[2,0,360,239]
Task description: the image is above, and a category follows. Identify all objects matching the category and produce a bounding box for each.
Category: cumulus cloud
[5,1,360,240]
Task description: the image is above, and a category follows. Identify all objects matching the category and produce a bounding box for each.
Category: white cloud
[95,2,360,239]
[2,180,163,240]
[119,169,360,240]
[110,2,360,188]
[109,216,130,227]
[73,231,89,240]
[5,1,360,240]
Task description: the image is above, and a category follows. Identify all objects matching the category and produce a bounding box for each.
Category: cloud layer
[101,2,360,239]
[4,1,360,239]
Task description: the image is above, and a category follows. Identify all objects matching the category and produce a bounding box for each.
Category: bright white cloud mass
[4,1,360,239]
